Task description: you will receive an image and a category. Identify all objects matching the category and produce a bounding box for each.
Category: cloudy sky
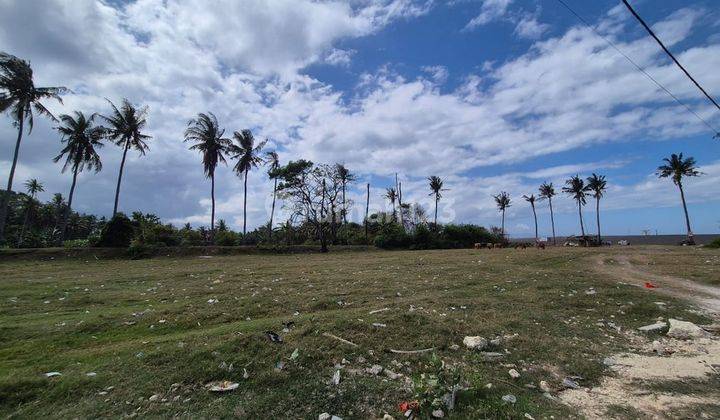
[1,0,720,237]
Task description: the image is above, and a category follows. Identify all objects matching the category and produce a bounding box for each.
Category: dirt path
[557,252,720,419]
[594,253,720,317]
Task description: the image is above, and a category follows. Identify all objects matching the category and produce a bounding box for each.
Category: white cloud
[324,48,356,66]
[514,15,549,39]
[464,0,514,30]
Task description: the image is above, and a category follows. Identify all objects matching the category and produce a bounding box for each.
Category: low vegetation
[1,246,715,418]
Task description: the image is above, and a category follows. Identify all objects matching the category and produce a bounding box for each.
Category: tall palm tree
[266,150,280,238]
[563,175,587,238]
[0,52,67,242]
[586,174,607,245]
[523,194,538,243]
[229,129,266,235]
[53,111,104,241]
[428,176,445,228]
[657,153,701,244]
[336,164,355,224]
[184,112,231,240]
[384,187,397,222]
[538,182,556,245]
[99,98,151,216]
[18,178,44,246]
[493,192,511,239]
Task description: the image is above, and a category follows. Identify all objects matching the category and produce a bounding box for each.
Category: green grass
[0,247,715,418]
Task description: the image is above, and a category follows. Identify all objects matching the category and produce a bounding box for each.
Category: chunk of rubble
[479,352,504,362]
[637,321,666,332]
[508,369,520,379]
[463,336,488,350]
[431,409,444,418]
[502,394,516,404]
[206,380,239,392]
[667,318,709,339]
[366,365,383,376]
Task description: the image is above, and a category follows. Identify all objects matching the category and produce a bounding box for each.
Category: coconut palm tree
[657,153,701,244]
[586,174,607,245]
[523,194,538,243]
[18,178,44,246]
[229,129,266,235]
[336,164,355,224]
[99,98,151,216]
[428,176,445,228]
[184,112,231,240]
[384,187,397,222]
[0,52,67,242]
[53,111,104,241]
[538,182,556,245]
[266,150,280,238]
[562,175,587,238]
[493,192,511,239]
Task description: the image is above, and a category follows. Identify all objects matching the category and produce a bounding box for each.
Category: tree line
[0,51,706,249]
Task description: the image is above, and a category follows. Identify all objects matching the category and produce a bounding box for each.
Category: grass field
[1,246,718,418]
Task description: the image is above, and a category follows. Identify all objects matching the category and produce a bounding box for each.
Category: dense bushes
[374,223,501,250]
[95,214,134,247]
[706,238,720,249]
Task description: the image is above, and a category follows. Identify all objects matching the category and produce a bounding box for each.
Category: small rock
[667,318,709,339]
[524,414,535,420]
[372,323,387,328]
[562,378,580,389]
[449,344,460,351]
[431,409,444,418]
[638,321,666,332]
[366,365,383,376]
[508,369,520,379]
[479,351,504,362]
[602,357,616,366]
[149,394,160,402]
[382,415,395,420]
[44,372,62,378]
[332,370,341,385]
[502,394,516,404]
[539,381,551,392]
[319,413,331,420]
[463,336,488,350]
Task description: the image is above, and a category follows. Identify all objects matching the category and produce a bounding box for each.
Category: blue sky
[1,0,719,237]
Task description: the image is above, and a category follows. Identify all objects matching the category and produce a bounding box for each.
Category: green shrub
[63,239,90,248]
[374,223,412,249]
[705,238,720,249]
[127,239,154,259]
[143,224,181,246]
[95,214,135,247]
[441,224,499,248]
[215,230,240,246]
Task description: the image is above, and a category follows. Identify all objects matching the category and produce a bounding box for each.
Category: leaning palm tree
[523,194,539,243]
[384,187,398,222]
[538,182,556,245]
[18,178,44,246]
[229,129,266,235]
[0,52,67,242]
[657,153,701,244]
[586,174,607,245]
[184,112,231,240]
[493,192,511,239]
[99,98,151,216]
[266,150,280,238]
[53,111,104,241]
[563,175,587,238]
[427,176,445,228]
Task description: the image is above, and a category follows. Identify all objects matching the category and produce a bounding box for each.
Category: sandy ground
[558,253,720,419]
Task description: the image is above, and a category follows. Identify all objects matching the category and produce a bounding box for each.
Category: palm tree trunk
[269,177,277,239]
[60,167,79,242]
[501,209,505,239]
[210,174,215,243]
[341,181,347,224]
[434,195,438,228]
[595,196,601,245]
[18,202,31,247]
[549,198,556,245]
[678,182,693,242]
[113,142,130,216]
[243,169,248,235]
[531,203,538,243]
[0,109,24,243]
[364,183,369,242]
[392,200,396,222]
[578,200,585,237]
